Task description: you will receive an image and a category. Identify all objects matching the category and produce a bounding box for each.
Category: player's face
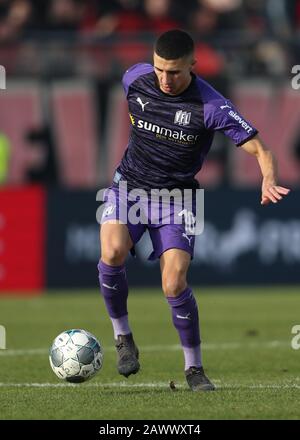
[153,52,195,96]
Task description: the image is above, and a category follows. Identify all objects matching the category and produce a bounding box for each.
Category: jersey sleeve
[203,98,258,146]
[204,98,258,146]
[122,63,154,97]
[197,77,258,146]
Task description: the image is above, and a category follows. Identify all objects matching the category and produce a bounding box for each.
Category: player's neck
[175,75,193,96]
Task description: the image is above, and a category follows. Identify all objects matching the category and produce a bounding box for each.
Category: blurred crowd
[0,0,300,42]
[0,0,299,81]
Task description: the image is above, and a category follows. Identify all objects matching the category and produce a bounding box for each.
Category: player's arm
[241,135,290,205]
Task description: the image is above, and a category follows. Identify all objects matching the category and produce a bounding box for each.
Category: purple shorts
[100,185,196,261]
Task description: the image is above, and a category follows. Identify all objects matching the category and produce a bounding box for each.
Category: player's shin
[98,260,131,338]
[167,287,202,370]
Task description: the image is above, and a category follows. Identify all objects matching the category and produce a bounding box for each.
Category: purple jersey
[114,63,258,191]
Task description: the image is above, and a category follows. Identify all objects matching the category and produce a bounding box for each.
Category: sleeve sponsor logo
[228,109,253,134]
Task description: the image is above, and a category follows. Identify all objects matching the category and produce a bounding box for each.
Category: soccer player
[98,29,290,391]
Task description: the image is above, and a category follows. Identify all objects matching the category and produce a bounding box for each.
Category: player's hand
[261,181,290,205]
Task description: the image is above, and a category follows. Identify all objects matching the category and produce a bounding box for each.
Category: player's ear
[190,59,197,70]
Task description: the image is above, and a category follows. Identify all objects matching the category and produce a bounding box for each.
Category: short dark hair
[154,29,194,60]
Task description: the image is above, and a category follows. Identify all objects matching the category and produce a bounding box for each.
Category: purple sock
[98,260,131,338]
[167,287,202,370]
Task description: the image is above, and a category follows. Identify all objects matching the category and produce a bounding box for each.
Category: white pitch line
[0,382,171,389]
[0,348,48,356]
[0,382,299,390]
[215,383,300,389]
[0,340,290,357]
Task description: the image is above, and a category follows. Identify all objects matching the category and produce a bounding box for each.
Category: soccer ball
[49,329,103,383]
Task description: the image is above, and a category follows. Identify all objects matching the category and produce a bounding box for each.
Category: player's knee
[101,246,127,266]
[162,271,187,297]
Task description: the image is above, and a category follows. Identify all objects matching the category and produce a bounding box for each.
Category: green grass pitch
[0,287,299,420]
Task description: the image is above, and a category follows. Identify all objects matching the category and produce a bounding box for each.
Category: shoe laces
[116,338,135,356]
[188,366,203,374]
[186,366,206,379]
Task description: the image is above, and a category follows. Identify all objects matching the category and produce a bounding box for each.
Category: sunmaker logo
[228,110,253,134]
[136,119,199,144]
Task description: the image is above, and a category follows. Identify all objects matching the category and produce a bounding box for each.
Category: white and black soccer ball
[49,329,103,383]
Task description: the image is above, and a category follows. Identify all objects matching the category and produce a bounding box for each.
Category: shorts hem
[148,246,193,261]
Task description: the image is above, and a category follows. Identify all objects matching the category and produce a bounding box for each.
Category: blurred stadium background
[0,0,299,292]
